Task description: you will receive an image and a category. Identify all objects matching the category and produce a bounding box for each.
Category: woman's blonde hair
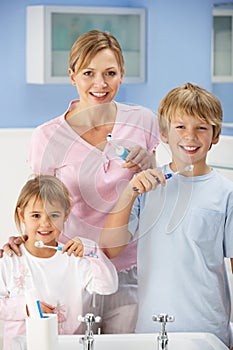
[158,82,222,139]
[69,29,125,76]
[14,175,71,233]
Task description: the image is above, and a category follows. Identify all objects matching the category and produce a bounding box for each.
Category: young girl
[0,175,118,350]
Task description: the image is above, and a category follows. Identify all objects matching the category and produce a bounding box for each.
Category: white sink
[11,332,229,350]
[58,333,228,350]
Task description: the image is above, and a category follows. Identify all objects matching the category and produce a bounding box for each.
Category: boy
[100,83,233,348]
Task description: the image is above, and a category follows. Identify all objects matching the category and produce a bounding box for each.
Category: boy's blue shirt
[129,164,233,348]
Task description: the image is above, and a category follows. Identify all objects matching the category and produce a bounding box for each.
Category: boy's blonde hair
[69,29,125,76]
[158,82,222,140]
[14,175,71,233]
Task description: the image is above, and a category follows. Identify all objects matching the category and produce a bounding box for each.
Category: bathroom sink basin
[57,332,228,350]
[11,332,229,350]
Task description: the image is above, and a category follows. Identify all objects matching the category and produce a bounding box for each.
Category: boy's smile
[163,114,219,174]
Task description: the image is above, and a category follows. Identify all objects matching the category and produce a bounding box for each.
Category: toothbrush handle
[155,173,173,183]
[133,172,173,192]
[164,173,173,180]
[116,146,129,161]
[57,245,63,251]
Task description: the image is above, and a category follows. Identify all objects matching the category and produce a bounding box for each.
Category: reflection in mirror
[212,3,233,135]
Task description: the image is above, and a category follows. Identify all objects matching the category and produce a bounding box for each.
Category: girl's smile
[18,197,67,256]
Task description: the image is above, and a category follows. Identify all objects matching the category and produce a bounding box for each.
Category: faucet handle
[78,313,101,325]
[152,313,175,324]
[152,313,175,349]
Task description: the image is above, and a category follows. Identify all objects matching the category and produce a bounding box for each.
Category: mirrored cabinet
[26,6,146,84]
[212,9,233,82]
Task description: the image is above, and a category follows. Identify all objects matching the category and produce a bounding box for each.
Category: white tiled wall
[0,130,232,348]
[0,129,33,350]
[0,129,33,247]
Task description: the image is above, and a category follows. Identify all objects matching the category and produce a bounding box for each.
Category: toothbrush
[35,241,98,258]
[164,164,194,179]
[106,133,129,161]
[25,288,45,318]
[36,300,44,318]
[35,241,63,251]
[132,164,194,192]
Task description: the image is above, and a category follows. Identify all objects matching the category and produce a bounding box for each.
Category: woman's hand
[1,235,28,257]
[62,237,84,257]
[130,168,166,194]
[123,146,156,172]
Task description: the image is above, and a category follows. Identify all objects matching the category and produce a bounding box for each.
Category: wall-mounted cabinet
[212,9,233,82]
[26,5,146,84]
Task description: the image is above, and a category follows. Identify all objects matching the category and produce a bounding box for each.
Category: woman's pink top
[28,100,160,272]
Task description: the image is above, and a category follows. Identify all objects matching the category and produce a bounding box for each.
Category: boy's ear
[208,135,220,150]
[160,131,168,143]
[212,135,220,145]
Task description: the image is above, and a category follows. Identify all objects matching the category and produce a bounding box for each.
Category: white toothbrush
[34,241,63,251]
[34,240,98,258]
[164,164,194,179]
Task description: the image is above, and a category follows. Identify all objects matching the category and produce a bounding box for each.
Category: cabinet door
[212,9,233,82]
[26,5,146,84]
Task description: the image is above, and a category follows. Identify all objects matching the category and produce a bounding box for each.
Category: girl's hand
[123,146,155,172]
[1,235,28,257]
[40,301,56,314]
[26,301,55,316]
[62,237,84,257]
[130,168,166,194]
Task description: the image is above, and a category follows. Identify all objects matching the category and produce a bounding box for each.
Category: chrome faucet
[78,313,101,350]
[152,313,175,350]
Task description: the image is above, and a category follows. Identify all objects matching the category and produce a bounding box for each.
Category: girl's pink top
[28,100,160,271]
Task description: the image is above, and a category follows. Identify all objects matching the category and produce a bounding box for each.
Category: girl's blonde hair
[14,175,71,233]
[158,82,222,139]
[69,29,125,76]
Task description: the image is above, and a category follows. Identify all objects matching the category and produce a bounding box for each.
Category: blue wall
[0,0,232,130]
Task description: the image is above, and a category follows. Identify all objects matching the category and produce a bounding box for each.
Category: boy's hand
[62,237,84,257]
[1,235,28,257]
[130,168,166,194]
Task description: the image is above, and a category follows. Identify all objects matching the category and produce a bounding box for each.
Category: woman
[3,30,159,333]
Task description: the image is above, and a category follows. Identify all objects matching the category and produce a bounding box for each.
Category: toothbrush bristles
[175,164,194,175]
[106,133,112,142]
[185,164,194,172]
[35,241,60,250]
[34,241,44,248]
